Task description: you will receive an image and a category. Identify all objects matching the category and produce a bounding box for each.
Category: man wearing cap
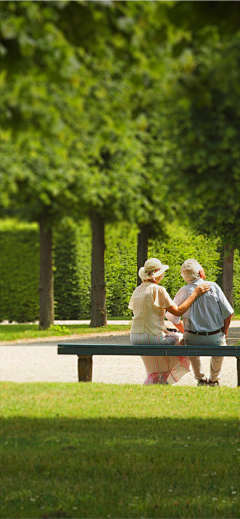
[166,258,234,386]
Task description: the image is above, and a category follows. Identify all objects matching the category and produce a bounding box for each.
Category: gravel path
[1,323,240,387]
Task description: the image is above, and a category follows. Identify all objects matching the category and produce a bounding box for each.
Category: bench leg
[237,357,240,387]
[78,356,93,382]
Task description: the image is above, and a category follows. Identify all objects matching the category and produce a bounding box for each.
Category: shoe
[197,378,208,386]
[208,379,220,386]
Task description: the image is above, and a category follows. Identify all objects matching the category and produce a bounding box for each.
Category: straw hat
[138,258,169,281]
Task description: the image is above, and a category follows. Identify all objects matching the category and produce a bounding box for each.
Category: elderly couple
[129,258,233,386]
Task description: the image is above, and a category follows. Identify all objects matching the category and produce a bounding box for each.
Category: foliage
[105,222,138,316]
[54,219,138,319]
[164,30,240,247]
[0,1,146,226]
[0,1,151,329]
[2,218,238,323]
[49,324,71,335]
[1,382,240,518]
[168,1,240,40]
[54,218,91,320]
[149,223,223,295]
[0,1,91,221]
[2,2,240,328]
[233,250,240,310]
[0,219,39,322]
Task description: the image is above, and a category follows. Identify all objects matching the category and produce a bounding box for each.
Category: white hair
[181,259,202,283]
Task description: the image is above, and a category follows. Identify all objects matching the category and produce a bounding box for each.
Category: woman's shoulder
[151,284,171,298]
[152,284,168,294]
[131,284,146,296]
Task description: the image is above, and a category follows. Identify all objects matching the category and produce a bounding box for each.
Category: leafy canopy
[164,29,240,246]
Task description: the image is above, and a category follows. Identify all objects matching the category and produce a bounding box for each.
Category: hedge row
[0,220,39,322]
[1,218,240,322]
[54,219,92,319]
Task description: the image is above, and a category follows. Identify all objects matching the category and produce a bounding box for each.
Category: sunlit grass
[1,383,240,518]
[0,324,131,342]
[0,308,239,341]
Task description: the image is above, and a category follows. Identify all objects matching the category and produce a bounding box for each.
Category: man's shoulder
[206,281,229,302]
[173,284,192,301]
[178,284,193,294]
[208,281,222,293]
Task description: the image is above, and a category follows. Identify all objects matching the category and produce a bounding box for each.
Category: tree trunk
[39,219,54,330]
[222,244,234,307]
[90,211,107,327]
[137,225,149,286]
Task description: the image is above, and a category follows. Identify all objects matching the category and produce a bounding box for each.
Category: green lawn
[1,383,240,519]
[0,324,131,342]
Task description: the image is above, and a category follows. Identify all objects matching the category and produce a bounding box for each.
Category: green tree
[164,30,240,305]
[0,1,146,328]
[3,0,237,328]
[0,138,90,327]
[133,95,182,285]
[0,1,92,328]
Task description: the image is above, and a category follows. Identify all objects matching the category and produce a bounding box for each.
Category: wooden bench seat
[58,343,240,385]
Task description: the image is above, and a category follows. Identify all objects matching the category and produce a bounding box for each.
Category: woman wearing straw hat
[128,258,210,385]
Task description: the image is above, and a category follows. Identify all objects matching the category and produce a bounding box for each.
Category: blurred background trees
[164,29,240,306]
[1,1,240,325]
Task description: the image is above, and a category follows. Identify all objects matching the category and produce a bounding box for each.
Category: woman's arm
[165,283,210,317]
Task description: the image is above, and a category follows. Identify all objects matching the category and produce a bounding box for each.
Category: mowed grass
[0,324,131,342]
[1,383,240,519]
[1,307,240,341]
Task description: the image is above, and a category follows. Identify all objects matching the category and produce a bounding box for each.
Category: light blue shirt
[166,278,234,332]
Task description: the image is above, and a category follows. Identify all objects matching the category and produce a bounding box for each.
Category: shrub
[149,224,222,299]
[105,222,138,317]
[0,219,39,322]
[1,218,240,322]
[54,218,91,319]
[233,249,240,308]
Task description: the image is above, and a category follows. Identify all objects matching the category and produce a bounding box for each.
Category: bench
[57,343,240,386]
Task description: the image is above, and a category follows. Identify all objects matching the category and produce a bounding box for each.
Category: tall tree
[80,99,144,326]
[3,0,238,327]
[1,1,154,328]
[0,138,89,327]
[164,30,240,305]
[133,102,180,285]
[0,1,92,327]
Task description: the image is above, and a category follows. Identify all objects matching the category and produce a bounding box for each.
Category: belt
[185,329,222,336]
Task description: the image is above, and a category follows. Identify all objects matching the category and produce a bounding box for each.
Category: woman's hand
[166,283,211,317]
[194,283,210,298]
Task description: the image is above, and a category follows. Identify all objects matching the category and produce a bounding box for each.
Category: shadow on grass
[1,416,240,518]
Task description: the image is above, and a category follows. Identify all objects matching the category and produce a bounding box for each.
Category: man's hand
[175,321,185,334]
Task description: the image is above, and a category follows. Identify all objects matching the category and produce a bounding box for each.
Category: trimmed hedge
[54,220,137,319]
[54,218,91,319]
[149,224,223,296]
[233,249,240,307]
[0,218,239,322]
[0,220,39,322]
